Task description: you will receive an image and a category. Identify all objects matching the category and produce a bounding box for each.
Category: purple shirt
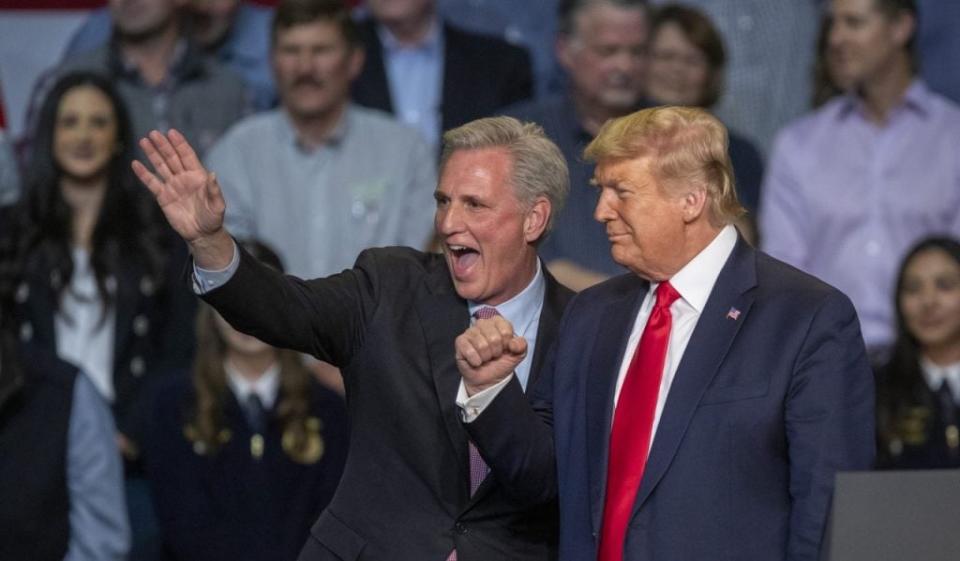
[760,80,960,348]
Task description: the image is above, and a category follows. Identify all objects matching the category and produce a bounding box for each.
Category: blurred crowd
[0,0,958,560]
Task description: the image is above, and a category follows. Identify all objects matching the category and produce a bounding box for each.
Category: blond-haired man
[456,106,875,561]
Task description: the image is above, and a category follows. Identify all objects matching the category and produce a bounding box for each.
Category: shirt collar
[920,356,960,401]
[376,17,442,53]
[224,359,281,409]
[468,259,545,336]
[278,104,352,152]
[837,78,933,121]
[663,224,738,314]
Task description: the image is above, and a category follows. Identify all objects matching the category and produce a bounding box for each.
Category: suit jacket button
[19,322,33,342]
[130,356,146,377]
[133,315,150,336]
[455,522,467,535]
[139,276,155,296]
[14,282,29,303]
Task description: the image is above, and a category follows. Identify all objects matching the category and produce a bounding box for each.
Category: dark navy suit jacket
[469,237,876,561]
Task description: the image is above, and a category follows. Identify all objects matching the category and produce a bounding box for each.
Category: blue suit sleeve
[785,291,875,560]
[64,373,130,561]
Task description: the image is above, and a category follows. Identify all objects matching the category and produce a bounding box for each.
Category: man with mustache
[203,0,436,281]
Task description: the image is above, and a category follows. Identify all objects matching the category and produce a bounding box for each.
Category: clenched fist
[455,316,527,396]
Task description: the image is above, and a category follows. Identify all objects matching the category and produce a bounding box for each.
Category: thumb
[507,336,528,358]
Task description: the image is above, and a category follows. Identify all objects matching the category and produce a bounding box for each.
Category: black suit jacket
[352,19,534,135]
[203,246,573,561]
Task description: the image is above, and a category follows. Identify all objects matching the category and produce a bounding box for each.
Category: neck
[858,55,914,125]
[572,93,632,137]
[288,102,347,150]
[119,22,181,87]
[60,177,108,250]
[382,11,435,46]
[923,344,960,368]
[226,350,278,383]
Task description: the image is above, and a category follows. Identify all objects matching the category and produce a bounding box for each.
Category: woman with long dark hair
[145,240,348,561]
[876,236,960,468]
[5,70,196,559]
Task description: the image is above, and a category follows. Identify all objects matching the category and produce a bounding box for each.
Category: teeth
[449,245,466,251]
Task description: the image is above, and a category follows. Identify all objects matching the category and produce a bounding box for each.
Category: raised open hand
[132,129,225,243]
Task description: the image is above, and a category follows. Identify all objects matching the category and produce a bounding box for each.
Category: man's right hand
[455,317,527,396]
[132,129,233,269]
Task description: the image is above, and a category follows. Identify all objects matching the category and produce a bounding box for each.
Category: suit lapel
[416,260,472,498]
[527,266,571,389]
[588,277,649,534]
[631,238,758,515]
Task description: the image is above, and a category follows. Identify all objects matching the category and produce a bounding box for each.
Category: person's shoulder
[754,249,853,309]
[347,105,431,154]
[57,44,111,75]
[772,98,848,152]
[355,246,443,273]
[206,109,284,158]
[444,20,524,54]
[503,94,566,122]
[574,272,645,309]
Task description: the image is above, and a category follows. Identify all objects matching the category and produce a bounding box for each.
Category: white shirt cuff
[191,240,240,294]
[456,374,515,423]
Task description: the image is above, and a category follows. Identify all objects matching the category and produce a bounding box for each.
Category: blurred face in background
[827,0,913,89]
[191,0,240,48]
[53,85,118,185]
[110,0,185,40]
[365,0,434,27]
[559,2,649,113]
[646,22,710,107]
[214,311,274,357]
[272,19,363,122]
[899,248,960,357]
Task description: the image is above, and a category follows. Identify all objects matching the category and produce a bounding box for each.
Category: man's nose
[594,190,615,223]
[436,204,463,234]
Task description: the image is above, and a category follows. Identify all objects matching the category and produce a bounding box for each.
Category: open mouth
[447,244,480,277]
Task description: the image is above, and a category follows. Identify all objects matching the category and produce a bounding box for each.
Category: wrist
[189,228,233,270]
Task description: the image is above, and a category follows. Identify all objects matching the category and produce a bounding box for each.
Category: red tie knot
[473,306,501,321]
[655,281,680,310]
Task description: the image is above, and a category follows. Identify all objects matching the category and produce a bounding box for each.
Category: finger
[139,136,174,181]
[473,321,505,359]
[131,160,165,199]
[150,130,185,174]
[491,316,516,339]
[455,335,486,369]
[168,128,204,172]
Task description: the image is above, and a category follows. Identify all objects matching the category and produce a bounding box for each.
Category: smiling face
[434,148,546,305]
[53,85,119,185]
[646,22,710,107]
[827,0,913,89]
[899,247,960,356]
[592,156,691,281]
[559,2,650,114]
[272,19,362,122]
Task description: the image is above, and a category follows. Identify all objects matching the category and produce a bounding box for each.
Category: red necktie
[598,281,680,561]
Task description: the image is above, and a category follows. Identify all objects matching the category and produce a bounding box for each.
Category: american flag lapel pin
[725,307,741,321]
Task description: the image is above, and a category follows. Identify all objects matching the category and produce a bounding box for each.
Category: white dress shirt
[921,357,960,404]
[224,359,280,409]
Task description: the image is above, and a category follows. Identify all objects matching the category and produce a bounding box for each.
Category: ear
[523,196,551,244]
[347,46,366,82]
[891,10,916,50]
[556,35,576,73]
[680,187,708,224]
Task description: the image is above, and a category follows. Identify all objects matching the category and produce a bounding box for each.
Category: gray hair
[557,0,649,36]
[440,116,569,234]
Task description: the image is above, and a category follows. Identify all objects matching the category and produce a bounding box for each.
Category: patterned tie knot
[654,281,680,310]
[473,306,501,321]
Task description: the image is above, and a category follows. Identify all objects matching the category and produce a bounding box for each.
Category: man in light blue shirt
[204,0,436,279]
